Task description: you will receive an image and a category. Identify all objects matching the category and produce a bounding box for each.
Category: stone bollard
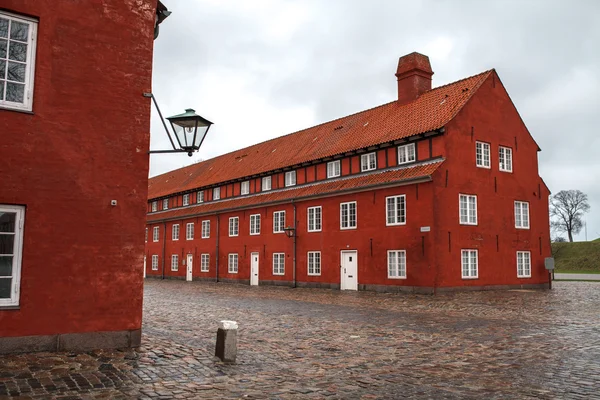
[215,320,238,363]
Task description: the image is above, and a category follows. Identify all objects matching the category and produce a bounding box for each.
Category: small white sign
[420,226,431,232]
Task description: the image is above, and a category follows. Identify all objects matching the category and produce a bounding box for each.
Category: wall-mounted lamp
[283,226,296,238]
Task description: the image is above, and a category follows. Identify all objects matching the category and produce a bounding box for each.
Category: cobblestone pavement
[1,281,600,399]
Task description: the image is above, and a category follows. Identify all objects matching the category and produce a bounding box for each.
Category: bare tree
[550,190,590,242]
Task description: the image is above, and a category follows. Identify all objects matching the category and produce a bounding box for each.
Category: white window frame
[273,253,285,275]
[241,181,250,195]
[197,191,204,203]
[307,206,322,232]
[228,253,238,273]
[172,224,180,241]
[397,143,416,165]
[340,201,357,230]
[213,187,221,200]
[186,223,194,240]
[250,214,261,235]
[151,255,159,271]
[145,227,148,242]
[0,12,38,112]
[459,194,478,225]
[229,217,239,237]
[499,146,513,172]
[461,249,478,279]
[153,226,159,242]
[171,254,179,271]
[517,251,531,278]
[361,152,377,172]
[201,254,210,272]
[387,250,406,279]
[476,141,491,169]
[273,210,285,233]
[182,194,189,206]
[308,251,321,276]
[262,176,272,191]
[386,195,406,226]
[285,171,296,187]
[163,198,169,210]
[514,201,530,229]
[151,201,157,212]
[327,160,341,178]
[0,205,25,307]
[201,220,210,238]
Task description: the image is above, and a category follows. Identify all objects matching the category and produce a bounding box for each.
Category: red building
[0,1,167,353]
[145,52,551,292]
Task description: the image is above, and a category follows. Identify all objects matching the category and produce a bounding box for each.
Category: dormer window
[361,153,376,172]
[327,160,341,178]
[197,191,204,203]
[241,181,250,195]
[151,201,157,212]
[163,198,169,210]
[285,171,296,187]
[183,194,189,206]
[213,187,221,200]
[262,176,272,191]
[398,143,416,165]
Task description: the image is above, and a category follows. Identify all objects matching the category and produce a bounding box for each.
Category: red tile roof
[147,160,444,222]
[148,70,492,200]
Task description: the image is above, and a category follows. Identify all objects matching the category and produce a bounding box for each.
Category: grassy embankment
[551,239,600,274]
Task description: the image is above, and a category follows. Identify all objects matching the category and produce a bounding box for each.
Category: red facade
[0,0,161,352]
[145,53,551,292]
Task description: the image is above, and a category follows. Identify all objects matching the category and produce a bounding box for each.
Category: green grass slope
[552,241,600,273]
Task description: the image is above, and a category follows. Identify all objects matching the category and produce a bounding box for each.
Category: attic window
[334,125,343,130]
[440,94,449,105]
[235,154,248,160]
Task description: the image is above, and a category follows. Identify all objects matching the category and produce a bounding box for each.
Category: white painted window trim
[397,143,416,165]
[459,194,478,225]
[262,176,272,191]
[499,146,513,173]
[475,141,491,169]
[201,220,210,238]
[0,205,25,307]
[163,198,169,210]
[272,253,285,275]
[228,253,238,273]
[197,191,204,203]
[151,255,159,271]
[514,201,530,229]
[153,226,159,242]
[171,254,179,271]
[360,152,377,172]
[273,210,285,233]
[517,251,531,278]
[307,206,322,232]
[229,217,239,237]
[241,181,250,195]
[186,222,194,240]
[201,254,210,272]
[151,201,157,212]
[308,251,321,276]
[461,249,479,279]
[172,224,180,241]
[327,160,341,178]
[250,214,261,235]
[386,195,406,226]
[182,194,190,206]
[340,201,357,230]
[145,227,148,242]
[0,11,38,112]
[213,187,221,200]
[387,250,407,279]
[285,171,296,187]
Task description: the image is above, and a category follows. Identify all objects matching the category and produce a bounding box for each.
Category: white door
[341,251,358,290]
[250,252,259,286]
[186,254,193,282]
[143,256,146,278]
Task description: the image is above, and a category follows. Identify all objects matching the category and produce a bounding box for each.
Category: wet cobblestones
[1,281,600,399]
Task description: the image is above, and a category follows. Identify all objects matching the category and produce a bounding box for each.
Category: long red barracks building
[145,52,551,293]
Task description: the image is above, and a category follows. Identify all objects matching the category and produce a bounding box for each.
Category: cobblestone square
[1,281,600,399]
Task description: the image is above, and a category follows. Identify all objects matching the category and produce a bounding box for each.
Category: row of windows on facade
[476,141,514,172]
[147,196,531,242]
[150,143,418,212]
[150,249,534,279]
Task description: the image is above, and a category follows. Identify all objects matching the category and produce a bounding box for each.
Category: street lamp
[283,226,295,238]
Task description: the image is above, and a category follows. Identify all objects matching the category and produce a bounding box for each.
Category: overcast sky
[149,0,600,241]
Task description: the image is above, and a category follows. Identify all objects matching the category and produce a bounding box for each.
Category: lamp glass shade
[167,108,213,152]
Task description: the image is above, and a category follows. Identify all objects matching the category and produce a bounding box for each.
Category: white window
[273,211,285,233]
[386,195,406,226]
[515,201,530,229]
[241,181,250,195]
[307,206,322,232]
[397,143,416,165]
[171,254,179,271]
[517,251,531,278]
[461,249,478,279]
[229,217,239,237]
[361,152,377,171]
[228,253,238,273]
[262,176,272,191]
[499,146,513,172]
[459,194,477,225]
[197,191,204,203]
[0,205,25,307]
[285,171,296,187]
[183,194,189,206]
[308,251,321,276]
[327,161,341,178]
[151,255,159,271]
[340,201,357,229]
[476,141,491,168]
[273,253,285,275]
[201,220,210,238]
[186,223,194,240]
[153,226,159,242]
[387,250,406,279]
[145,227,148,242]
[213,187,221,200]
[0,12,37,112]
[163,199,169,210]
[172,224,180,241]
[151,201,157,212]
[201,254,210,272]
[250,214,261,235]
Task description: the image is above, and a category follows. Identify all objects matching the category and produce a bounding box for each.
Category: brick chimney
[395,52,434,104]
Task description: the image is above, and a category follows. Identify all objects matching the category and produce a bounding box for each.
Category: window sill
[308,273,321,276]
[516,227,530,230]
[0,305,20,310]
[476,165,491,169]
[517,275,532,279]
[273,273,285,276]
[387,276,407,280]
[386,222,407,227]
[307,229,322,233]
[462,277,479,280]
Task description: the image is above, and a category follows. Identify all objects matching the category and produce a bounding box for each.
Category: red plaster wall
[0,0,157,337]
